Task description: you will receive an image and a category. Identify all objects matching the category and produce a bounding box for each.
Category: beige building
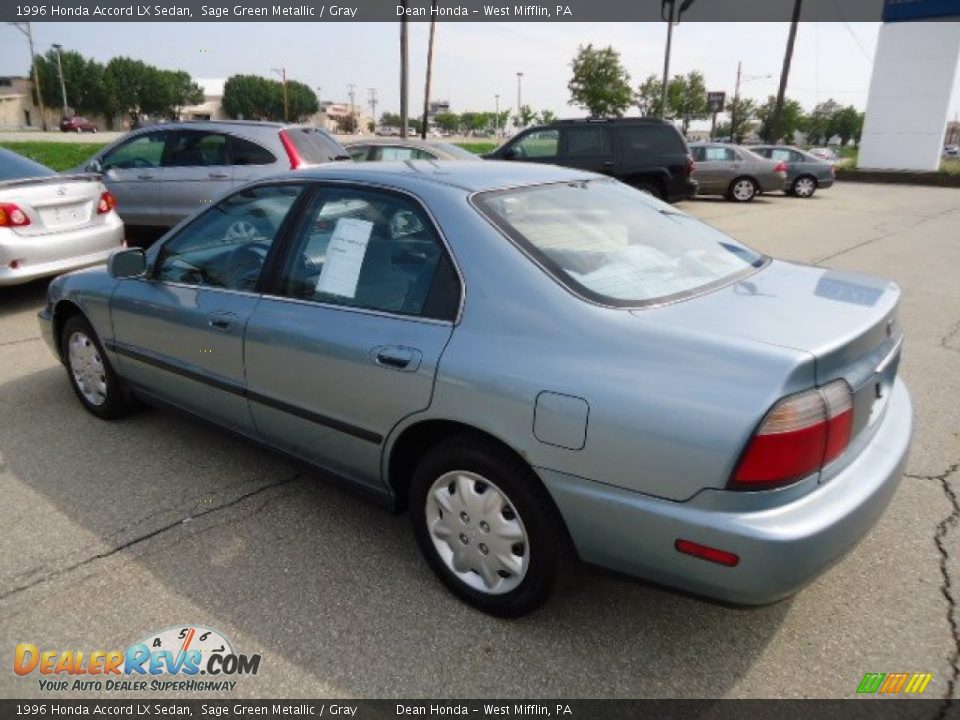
[0,76,52,130]
[179,78,229,121]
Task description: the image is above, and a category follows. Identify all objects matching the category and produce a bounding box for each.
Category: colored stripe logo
[857,672,933,695]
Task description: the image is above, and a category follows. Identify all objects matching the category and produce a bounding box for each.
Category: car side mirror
[108,248,147,279]
[87,159,103,173]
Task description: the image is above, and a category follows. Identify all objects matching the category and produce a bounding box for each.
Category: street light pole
[495,93,500,138]
[516,72,523,130]
[659,1,674,119]
[271,67,288,122]
[400,10,409,138]
[8,22,47,130]
[52,43,68,117]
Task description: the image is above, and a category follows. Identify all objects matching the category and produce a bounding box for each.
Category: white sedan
[0,147,124,286]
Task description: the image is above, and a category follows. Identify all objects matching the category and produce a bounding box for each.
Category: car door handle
[208,172,229,179]
[207,311,237,330]
[601,161,615,168]
[372,346,422,372]
[137,173,155,180]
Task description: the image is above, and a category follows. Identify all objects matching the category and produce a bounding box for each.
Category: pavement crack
[0,336,41,347]
[0,473,302,602]
[942,321,960,354]
[929,462,960,710]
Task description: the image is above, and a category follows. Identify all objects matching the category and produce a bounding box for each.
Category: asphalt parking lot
[1,182,958,700]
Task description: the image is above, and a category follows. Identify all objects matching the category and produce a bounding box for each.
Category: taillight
[97,191,117,214]
[686,155,695,176]
[0,203,31,227]
[731,380,854,489]
[773,161,788,175]
[278,130,302,169]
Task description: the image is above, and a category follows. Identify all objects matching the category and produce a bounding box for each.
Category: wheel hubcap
[425,471,530,595]
[734,180,754,200]
[796,179,815,197]
[68,331,107,406]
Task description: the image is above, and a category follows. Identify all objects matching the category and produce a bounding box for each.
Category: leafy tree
[756,95,804,143]
[380,111,402,128]
[802,99,841,145]
[223,74,275,120]
[434,112,460,133]
[460,111,491,134]
[285,79,319,122]
[103,57,158,127]
[635,75,663,117]
[726,96,757,143]
[153,70,204,120]
[513,105,536,128]
[32,49,107,118]
[666,71,708,133]
[832,105,863,147]
[336,114,357,133]
[538,109,557,125]
[568,44,633,117]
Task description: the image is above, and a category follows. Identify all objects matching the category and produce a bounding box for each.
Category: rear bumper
[0,217,124,286]
[539,377,912,604]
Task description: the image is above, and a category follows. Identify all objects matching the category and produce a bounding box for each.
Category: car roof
[288,159,597,193]
[132,120,319,132]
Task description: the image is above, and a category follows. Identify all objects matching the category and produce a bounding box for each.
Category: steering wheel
[224,242,270,291]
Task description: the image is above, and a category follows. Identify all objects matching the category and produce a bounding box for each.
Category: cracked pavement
[1,182,958,700]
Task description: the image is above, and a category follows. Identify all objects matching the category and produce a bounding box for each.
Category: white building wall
[860,21,960,171]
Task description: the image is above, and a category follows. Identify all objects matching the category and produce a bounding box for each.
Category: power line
[830,0,873,64]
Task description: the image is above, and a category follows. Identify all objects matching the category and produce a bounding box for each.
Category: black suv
[485,118,697,202]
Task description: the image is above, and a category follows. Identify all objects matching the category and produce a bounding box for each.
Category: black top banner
[6,0,957,23]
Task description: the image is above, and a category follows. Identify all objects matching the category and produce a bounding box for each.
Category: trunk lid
[0,175,106,236]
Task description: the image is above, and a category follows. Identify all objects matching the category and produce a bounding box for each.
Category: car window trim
[147,179,311,291]
[469,178,770,311]
[258,179,466,325]
[100,129,168,170]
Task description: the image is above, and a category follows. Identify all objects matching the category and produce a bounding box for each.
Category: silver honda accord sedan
[38,161,912,617]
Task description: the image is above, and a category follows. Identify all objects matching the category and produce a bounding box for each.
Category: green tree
[538,109,557,125]
[832,105,863,147]
[103,57,157,127]
[512,105,536,129]
[223,74,276,120]
[635,75,663,117]
[756,95,804,143]
[285,79,319,122]
[152,70,204,120]
[380,111,402,128]
[726,96,757,143]
[434,112,460,133]
[32,49,107,118]
[666,71,709,134]
[568,44,633,117]
[803,99,841,145]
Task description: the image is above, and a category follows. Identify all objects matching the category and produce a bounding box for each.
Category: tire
[61,315,135,420]
[75,127,82,134]
[632,182,663,200]
[727,177,758,202]
[409,433,568,617]
[791,175,817,198]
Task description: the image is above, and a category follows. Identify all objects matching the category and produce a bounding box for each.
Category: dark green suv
[485,118,697,202]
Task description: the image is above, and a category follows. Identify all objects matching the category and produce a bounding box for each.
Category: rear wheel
[409,434,567,617]
[61,315,135,420]
[728,177,758,202]
[791,175,817,198]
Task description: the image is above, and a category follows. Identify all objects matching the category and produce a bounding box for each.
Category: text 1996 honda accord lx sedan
[39,161,912,616]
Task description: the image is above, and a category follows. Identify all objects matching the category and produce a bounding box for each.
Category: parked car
[0,147,123,286]
[808,147,840,164]
[60,116,98,133]
[748,145,836,198]
[69,121,350,228]
[347,138,479,162]
[484,118,697,202]
[40,161,911,616]
[943,145,959,159]
[688,143,787,201]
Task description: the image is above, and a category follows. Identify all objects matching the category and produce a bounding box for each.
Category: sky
[2,21,959,127]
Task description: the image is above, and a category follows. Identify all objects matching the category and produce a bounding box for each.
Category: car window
[691,146,706,162]
[474,178,765,308]
[164,130,229,167]
[512,129,559,159]
[770,149,793,162]
[750,147,771,158]
[704,147,735,161]
[276,187,459,319]
[790,150,807,162]
[282,127,348,162]
[230,136,276,165]
[0,148,55,181]
[155,184,303,292]
[348,146,371,161]
[379,146,427,161]
[101,132,167,170]
[618,124,685,157]
[565,126,612,157]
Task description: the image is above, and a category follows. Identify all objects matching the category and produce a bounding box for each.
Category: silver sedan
[39,162,911,616]
[690,143,787,201]
[0,148,124,286]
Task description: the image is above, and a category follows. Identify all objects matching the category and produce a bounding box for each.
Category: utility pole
[271,67,288,122]
[348,83,356,133]
[730,60,742,143]
[400,10,409,138]
[8,22,47,130]
[52,43,68,117]
[495,93,500,138]
[421,0,437,140]
[516,72,523,130]
[772,0,803,143]
[368,88,378,131]
[659,0,696,120]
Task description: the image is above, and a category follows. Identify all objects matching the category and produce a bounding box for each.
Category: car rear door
[159,129,234,226]
[560,125,616,175]
[243,183,461,492]
[109,183,306,434]
[98,131,168,226]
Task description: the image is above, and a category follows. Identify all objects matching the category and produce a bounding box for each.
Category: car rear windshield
[0,149,56,182]
[284,127,348,163]
[473,178,766,307]
[618,124,686,157]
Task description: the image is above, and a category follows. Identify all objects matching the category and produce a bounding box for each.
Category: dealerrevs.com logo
[14,625,261,692]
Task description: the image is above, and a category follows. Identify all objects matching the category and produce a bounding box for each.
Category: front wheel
[728,177,758,202]
[61,315,135,419]
[409,434,568,617]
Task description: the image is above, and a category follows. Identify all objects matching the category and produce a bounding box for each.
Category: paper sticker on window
[315,218,374,298]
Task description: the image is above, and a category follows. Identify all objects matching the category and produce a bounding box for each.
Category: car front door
[244,184,461,492]
[98,131,168,226]
[560,125,615,175]
[159,130,234,226]
[499,128,560,165]
[109,183,306,434]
